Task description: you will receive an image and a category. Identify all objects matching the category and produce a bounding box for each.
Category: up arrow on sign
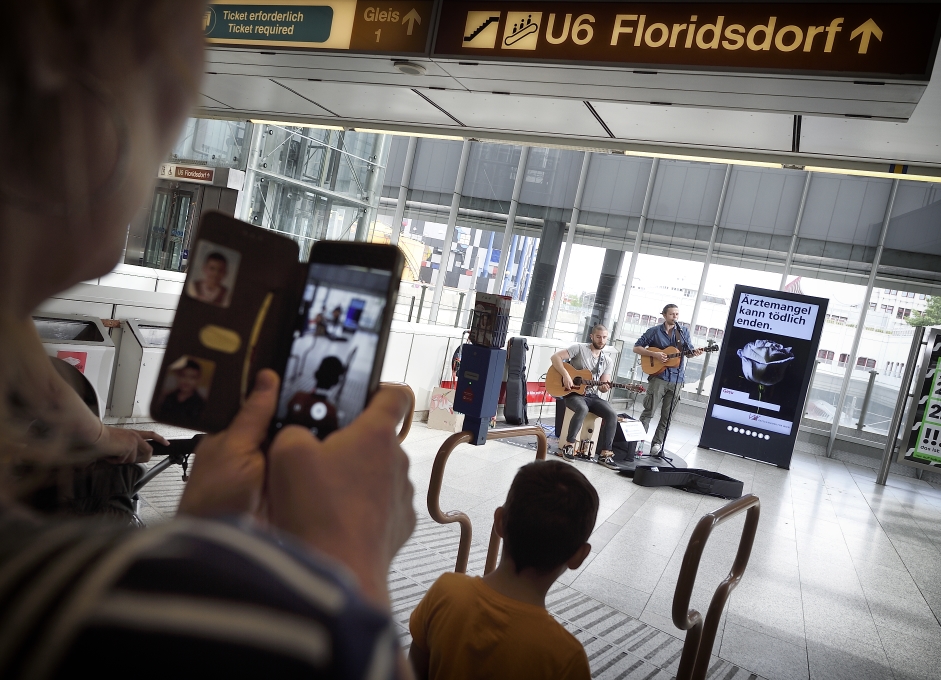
[403,8,421,36]
[851,18,883,54]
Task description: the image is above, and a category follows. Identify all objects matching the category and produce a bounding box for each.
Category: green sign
[204,5,334,43]
[912,357,941,463]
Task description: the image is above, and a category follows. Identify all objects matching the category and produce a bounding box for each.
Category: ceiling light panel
[274,80,458,126]
[202,73,335,118]
[419,90,610,137]
[591,102,794,152]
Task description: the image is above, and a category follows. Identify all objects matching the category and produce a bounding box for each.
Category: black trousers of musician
[639,375,683,448]
[563,393,618,452]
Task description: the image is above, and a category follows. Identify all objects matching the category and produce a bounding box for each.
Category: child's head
[314,356,345,389]
[501,460,599,574]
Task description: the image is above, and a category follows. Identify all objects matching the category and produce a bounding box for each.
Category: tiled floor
[138,420,941,680]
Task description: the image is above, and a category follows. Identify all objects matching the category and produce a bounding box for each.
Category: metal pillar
[826,179,899,458]
[545,152,592,337]
[855,370,879,431]
[355,133,389,242]
[390,136,418,246]
[613,158,660,341]
[519,221,566,336]
[803,361,821,416]
[689,164,732,333]
[430,140,472,323]
[502,235,519,295]
[495,147,530,295]
[514,237,532,299]
[877,326,927,485]
[696,340,716,395]
[780,172,813,290]
[520,235,539,303]
[239,122,265,222]
[416,284,427,323]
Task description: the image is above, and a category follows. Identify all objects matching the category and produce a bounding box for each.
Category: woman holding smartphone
[0,2,415,678]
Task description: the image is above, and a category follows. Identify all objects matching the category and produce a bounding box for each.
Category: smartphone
[152,213,403,436]
[272,241,404,439]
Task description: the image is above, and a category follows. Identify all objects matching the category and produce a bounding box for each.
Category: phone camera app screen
[277,263,391,438]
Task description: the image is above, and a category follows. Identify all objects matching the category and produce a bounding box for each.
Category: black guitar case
[504,337,529,425]
[633,466,744,499]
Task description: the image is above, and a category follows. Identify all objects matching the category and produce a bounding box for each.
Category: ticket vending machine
[454,344,507,445]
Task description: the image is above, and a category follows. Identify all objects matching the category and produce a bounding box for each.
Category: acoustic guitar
[546,363,646,398]
[640,345,719,376]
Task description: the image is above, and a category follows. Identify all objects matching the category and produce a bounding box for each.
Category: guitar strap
[591,349,603,379]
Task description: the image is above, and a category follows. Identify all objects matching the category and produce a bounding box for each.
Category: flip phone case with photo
[150,212,304,433]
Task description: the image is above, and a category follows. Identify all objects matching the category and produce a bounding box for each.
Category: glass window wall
[242,124,388,260]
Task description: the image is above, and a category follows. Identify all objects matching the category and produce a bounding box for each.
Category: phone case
[150,212,303,433]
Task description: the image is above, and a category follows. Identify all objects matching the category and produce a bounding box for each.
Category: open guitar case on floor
[504,337,528,425]
[632,466,744,499]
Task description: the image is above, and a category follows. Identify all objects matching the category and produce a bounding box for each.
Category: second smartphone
[272,241,404,439]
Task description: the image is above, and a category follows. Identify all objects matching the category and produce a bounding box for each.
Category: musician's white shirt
[566,343,607,397]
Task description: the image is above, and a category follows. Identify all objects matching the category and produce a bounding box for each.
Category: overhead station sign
[434,2,941,80]
[205,0,434,53]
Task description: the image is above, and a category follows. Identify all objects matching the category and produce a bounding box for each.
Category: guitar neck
[666,346,717,359]
[585,380,634,389]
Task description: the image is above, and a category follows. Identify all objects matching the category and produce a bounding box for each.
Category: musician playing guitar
[633,304,702,455]
[550,324,619,468]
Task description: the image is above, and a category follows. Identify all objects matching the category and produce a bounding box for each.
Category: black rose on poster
[737,340,795,386]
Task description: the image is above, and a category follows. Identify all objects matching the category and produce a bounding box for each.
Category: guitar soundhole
[573,378,583,386]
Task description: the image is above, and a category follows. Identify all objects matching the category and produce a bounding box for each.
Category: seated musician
[632,304,702,455]
[549,324,618,468]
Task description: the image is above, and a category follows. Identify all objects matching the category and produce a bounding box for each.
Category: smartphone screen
[275,260,393,438]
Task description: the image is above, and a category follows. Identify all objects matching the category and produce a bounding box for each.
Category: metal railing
[427,426,548,573]
[673,494,761,680]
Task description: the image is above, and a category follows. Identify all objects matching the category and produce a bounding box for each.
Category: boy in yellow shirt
[409,460,599,679]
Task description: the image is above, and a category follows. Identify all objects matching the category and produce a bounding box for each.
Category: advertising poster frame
[698,285,828,468]
[896,327,941,470]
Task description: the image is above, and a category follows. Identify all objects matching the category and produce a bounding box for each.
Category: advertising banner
[898,328,941,468]
[698,285,828,468]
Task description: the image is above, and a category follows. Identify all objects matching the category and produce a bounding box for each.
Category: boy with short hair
[408,460,599,680]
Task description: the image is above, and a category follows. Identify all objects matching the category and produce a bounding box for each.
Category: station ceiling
[198,4,941,179]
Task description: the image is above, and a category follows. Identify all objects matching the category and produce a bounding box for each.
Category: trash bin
[111,319,172,418]
[33,313,116,412]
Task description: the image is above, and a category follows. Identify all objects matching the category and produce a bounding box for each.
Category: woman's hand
[177,370,279,518]
[100,427,169,464]
[266,387,415,610]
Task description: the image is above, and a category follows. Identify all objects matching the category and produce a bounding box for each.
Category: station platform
[137,420,941,680]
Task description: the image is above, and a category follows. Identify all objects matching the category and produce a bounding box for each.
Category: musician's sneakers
[598,453,618,470]
[649,442,662,456]
[557,444,575,461]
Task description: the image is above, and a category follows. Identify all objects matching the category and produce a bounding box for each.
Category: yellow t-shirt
[409,572,590,680]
